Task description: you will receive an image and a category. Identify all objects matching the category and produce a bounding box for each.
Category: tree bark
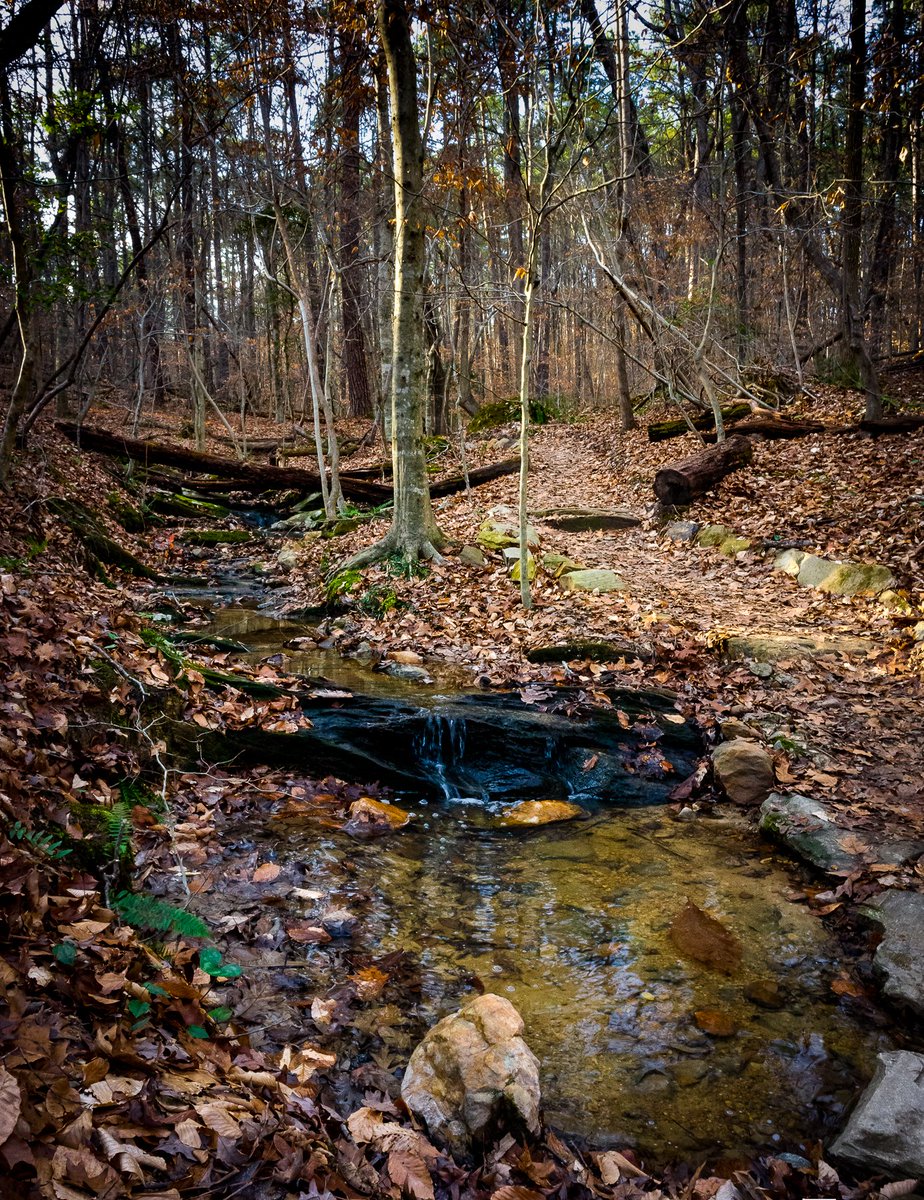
[347,0,446,565]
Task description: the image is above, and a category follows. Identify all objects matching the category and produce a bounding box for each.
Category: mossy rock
[695,524,730,548]
[719,535,751,557]
[181,530,252,546]
[559,569,627,593]
[503,547,537,581]
[477,520,539,551]
[542,552,585,578]
[526,639,651,663]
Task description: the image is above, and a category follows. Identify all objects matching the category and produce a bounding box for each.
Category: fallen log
[859,415,924,436]
[647,402,751,442]
[653,435,754,506]
[706,416,826,441]
[56,421,392,505]
[429,456,520,497]
[56,421,520,505]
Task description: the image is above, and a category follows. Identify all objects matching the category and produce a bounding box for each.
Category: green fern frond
[112,890,210,939]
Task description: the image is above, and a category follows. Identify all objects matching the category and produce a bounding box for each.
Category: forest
[0,0,923,1197]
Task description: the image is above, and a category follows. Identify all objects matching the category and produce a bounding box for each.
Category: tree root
[340,525,450,571]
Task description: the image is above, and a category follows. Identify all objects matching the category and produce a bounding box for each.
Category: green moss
[695,525,730,548]
[469,395,562,433]
[148,493,230,520]
[107,492,149,534]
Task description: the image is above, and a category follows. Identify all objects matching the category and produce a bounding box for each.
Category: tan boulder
[401,994,541,1156]
[712,739,774,805]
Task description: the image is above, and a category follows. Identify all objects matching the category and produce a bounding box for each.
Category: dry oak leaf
[194,1101,243,1139]
[97,1128,168,1179]
[251,861,281,883]
[0,1066,22,1145]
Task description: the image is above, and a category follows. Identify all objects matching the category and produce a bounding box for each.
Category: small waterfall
[415,711,467,799]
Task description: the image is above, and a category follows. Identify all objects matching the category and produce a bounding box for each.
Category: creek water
[184,598,891,1163]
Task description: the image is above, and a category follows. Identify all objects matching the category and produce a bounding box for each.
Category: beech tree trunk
[653,435,754,505]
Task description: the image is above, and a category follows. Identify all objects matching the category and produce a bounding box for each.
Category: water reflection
[283,803,890,1159]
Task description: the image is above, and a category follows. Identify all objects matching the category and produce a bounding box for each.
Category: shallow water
[279,801,889,1160]
[184,600,890,1160]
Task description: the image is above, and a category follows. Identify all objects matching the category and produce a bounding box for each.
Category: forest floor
[1,379,923,1200]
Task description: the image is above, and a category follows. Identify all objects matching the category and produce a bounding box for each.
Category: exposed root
[340,525,450,571]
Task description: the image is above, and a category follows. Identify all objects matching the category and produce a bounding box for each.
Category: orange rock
[498,800,586,827]
[345,796,411,833]
[693,1009,739,1037]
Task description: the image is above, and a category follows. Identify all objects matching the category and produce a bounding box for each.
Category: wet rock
[865,890,924,1016]
[382,661,433,682]
[533,507,641,532]
[559,569,627,593]
[498,799,586,827]
[712,739,774,805]
[320,907,358,938]
[459,545,487,567]
[669,1060,710,1087]
[345,796,411,834]
[526,639,651,664]
[663,520,699,542]
[759,793,859,874]
[831,1050,924,1177]
[401,993,541,1156]
[693,1009,738,1037]
[743,980,785,1010]
[695,524,730,548]
[272,511,320,531]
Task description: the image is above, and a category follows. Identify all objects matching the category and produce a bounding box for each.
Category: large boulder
[401,994,541,1157]
[778,551,896,596]
[559,569,627,593]
[831,1051,924,1177]
[477,519,539,552]
[866,890,924,1016]
[711,739,774,805]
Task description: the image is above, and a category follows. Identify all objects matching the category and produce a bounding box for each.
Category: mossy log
[57,422,519,504]
[526,639,652,663]
[47,497,161,580]
[181,529,252,546]
[646,403,751,442]
[148,492,230,519]
[653,435,754,505]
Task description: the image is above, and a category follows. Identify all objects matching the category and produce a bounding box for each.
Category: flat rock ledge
[831,1050,924,1177]
[863,890,924,1017]
[401,993,541,1158]
[532,507,641,532]
[760,793,923,876]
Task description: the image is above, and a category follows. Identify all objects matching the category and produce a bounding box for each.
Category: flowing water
[181,597,892,1162]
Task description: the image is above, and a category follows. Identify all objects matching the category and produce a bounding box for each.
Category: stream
[165,572,893,1163]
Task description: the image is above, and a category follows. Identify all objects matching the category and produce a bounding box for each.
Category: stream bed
[178,595,892,1163]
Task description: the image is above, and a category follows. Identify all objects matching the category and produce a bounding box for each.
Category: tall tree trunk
[348,0,445,565]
